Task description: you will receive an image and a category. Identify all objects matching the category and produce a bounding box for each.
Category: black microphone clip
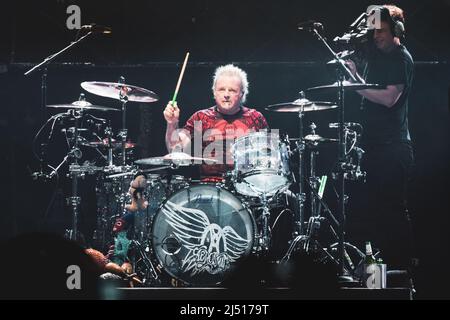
[297,20,324,32]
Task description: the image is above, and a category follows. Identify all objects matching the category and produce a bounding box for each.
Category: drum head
[152,184,254,286]
[233,131,291,197]
[236,172,289,196]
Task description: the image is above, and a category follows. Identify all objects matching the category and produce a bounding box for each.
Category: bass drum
[152,184,255,286]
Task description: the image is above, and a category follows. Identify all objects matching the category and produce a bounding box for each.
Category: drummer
[163,64,268,180]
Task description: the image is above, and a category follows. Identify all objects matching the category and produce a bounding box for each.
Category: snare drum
[232,131,291,197]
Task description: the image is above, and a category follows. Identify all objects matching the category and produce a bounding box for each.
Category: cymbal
[304,134,338,144]
[266,98,338,113]
[81,138,136,149]
[289,135,339,143]
[47,100,119,112]
[135,152,218,166]
[81,81,159,103]
[306,81,384,93]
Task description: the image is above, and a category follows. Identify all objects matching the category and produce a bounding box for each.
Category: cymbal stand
[105,124,114,167]
[130,240,161,286]
[294,93,307,238]
[307,25,358,281]
[64,108,84,242]
[260,193,272,254]
[117,76,129,166]
[308,123,320,218]
[280,176,353,272]
[281,95,308,259]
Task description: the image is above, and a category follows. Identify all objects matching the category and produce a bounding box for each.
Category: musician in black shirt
[346,5,415,273]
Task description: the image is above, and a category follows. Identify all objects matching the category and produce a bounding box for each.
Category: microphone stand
[117,76,129,166]
[24,31,96,117]
[25,30,97,183]
[307,26,358,282]
[24,31,95,76]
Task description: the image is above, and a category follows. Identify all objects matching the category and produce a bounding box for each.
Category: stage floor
[109,287,413,300]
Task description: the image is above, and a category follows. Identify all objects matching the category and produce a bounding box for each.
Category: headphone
[379,6,405,39]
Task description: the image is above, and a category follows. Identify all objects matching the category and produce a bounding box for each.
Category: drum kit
[29,21,381,287]
[32,69,376,287]
[22,11,389,288]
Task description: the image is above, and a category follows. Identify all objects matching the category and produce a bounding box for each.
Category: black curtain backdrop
[0,0,449,299]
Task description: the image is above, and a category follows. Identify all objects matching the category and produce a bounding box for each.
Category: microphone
[333,11,372,46]
[297,20,323,31]
[334,28,370,45]
[349,12,368,31]
[81,24,112,34]
[329,122,362,128]
[336,50,356,60]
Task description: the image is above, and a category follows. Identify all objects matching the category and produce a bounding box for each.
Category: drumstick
[171,52,190,105]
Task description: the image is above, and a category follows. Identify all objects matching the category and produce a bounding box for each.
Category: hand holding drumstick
[163,52,189,125]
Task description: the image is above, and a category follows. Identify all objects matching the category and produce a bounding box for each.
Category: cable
[38,164,60,231]
[345,131,358,155]
[271,208,292,231]
[32,112,67,162]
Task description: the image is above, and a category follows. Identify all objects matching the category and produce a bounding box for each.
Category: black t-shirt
[361,44,414,145]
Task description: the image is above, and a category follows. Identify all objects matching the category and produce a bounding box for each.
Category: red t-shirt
[183,106,268,177]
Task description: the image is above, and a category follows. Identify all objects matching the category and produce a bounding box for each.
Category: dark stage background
[0,0,449,299]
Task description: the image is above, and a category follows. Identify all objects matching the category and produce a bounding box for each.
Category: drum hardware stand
[117,76,129,166]
[282,165,346,268]
[107,74,133,215]
[307,122,321,218]
[40,107,84,242]
[281,183,343,270]
[47,105,102,243]
[106,166,172,179]
[63,108,84,242]
[243,182,274,255]
[66,165,103,242]
[105,124,115,167]
[301,24,360,282]
[293,94,307,239]
[260,193,272,253]
[130,240,161,286]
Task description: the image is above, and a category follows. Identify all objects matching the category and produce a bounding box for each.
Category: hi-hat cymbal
[289,135,339,143]
[135,152,218,166]
[81,138,137,149]
[306,81,384,93]
[47,100,119,112]
[304,134,339,144]
[81,81,159,103]
[266,98,338,113]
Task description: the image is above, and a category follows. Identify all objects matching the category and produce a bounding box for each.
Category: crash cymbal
[266,98,338,113]
[81,81,159,103]
[306,81,384,93]
[47,100,119,112]
[135,152,218,166]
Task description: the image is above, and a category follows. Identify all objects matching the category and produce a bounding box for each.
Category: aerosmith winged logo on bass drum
[151,184,255,286]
